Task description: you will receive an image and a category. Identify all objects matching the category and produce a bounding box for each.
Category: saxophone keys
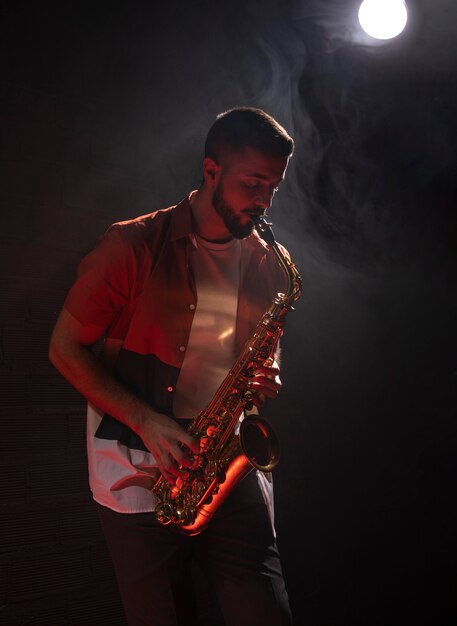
[199,436,211,452]
[174,476,187,490]
[192,480,206,497]
[204,460,219,481]
[155,502,175,525]
[206,424,220,437]
[176,506,195,526]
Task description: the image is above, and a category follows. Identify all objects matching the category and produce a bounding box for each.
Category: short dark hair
[205,107,294,161]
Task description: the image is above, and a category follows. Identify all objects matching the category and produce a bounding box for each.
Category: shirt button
[167,386,173,392]
[189,303,195,310]
[179,345,186,352]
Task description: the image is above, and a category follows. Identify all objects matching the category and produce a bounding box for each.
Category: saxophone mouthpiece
[252,215,276,246]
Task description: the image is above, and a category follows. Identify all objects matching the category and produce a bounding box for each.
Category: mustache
[243,208,266,217]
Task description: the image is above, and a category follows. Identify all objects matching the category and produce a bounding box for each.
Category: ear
[203,157,221,188]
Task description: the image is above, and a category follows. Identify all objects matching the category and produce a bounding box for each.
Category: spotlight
[358,0,408,40]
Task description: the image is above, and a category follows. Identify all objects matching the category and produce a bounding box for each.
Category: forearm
[49,341,153,437]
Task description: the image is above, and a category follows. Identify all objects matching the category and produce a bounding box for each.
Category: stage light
[358,0,408,40]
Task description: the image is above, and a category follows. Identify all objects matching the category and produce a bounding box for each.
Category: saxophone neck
[253,216,302,305]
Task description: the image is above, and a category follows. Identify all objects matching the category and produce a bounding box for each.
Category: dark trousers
[98,472,292,626]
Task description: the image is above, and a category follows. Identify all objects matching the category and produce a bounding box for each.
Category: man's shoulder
[107,193,193,250]
[109,205,175,244]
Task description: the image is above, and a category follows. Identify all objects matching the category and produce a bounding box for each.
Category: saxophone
[152,216,302,535]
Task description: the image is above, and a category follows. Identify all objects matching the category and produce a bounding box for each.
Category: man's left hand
[250,358,281,407]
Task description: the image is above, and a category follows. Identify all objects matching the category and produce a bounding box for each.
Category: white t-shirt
[173,234,241,419]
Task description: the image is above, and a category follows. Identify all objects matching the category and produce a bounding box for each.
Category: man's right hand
[137,409,200,484]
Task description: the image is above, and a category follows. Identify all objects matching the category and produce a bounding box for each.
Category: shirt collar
[169,193,196,242]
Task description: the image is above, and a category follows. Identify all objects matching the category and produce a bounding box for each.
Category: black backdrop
[0,1,456,624]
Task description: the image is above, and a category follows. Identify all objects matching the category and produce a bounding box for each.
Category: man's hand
[250,358,282,407]
[137,409,200,484]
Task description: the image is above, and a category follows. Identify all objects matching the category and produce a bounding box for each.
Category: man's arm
[49,307,199,483]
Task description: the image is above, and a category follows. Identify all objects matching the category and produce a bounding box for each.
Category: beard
[212,179,254,240]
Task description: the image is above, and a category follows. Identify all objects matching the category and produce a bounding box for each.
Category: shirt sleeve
[64,225,138,329]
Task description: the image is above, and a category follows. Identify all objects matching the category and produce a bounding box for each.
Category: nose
[255,197,269,210]
[255,187,275,210]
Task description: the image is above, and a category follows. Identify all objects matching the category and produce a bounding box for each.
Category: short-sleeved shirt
[64,193,288,513]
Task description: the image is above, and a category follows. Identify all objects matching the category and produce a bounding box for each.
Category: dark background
[0,0,456,624]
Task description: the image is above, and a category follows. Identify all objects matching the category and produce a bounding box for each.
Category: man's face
[211,147,289,240]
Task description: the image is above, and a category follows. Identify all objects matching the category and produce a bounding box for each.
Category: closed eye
[244,181,259,189]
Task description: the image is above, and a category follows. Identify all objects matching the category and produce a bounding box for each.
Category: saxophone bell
[240,415,280,472]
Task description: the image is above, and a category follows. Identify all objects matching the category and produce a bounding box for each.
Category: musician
[49,107,294,625]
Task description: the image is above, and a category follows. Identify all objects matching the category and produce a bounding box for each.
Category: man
[49,107,294,625]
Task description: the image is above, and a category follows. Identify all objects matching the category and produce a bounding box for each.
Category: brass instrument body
[153,217,302,535]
